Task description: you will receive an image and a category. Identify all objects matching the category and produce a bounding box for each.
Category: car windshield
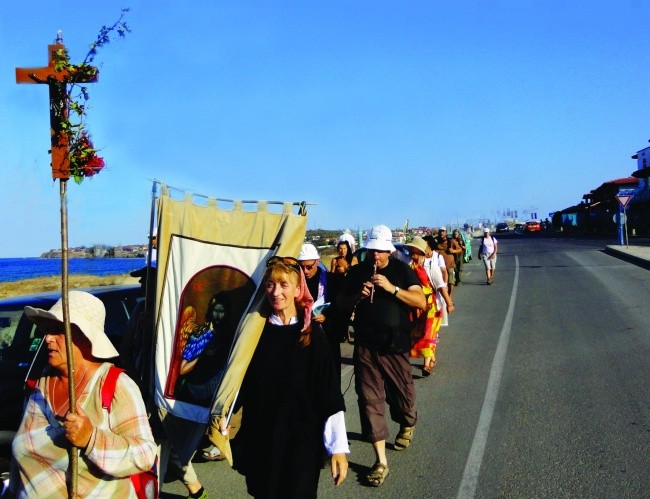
[0,307,41,354]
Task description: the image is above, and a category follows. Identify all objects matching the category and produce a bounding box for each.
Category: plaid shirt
[11,363,156,498]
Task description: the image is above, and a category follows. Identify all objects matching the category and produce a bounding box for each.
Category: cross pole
[15,33,98,499]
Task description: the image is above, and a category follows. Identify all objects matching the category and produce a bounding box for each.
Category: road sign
[616,195,632,208]
[613,213,627,224]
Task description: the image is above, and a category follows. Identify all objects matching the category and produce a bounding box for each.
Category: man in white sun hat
[338,224,426,487]
[297,242,345,373]
[297,243,328,313]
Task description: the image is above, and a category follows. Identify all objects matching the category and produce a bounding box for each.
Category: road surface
[162,235,650,498]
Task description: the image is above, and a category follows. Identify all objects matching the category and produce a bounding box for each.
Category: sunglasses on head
[266,256,300,269]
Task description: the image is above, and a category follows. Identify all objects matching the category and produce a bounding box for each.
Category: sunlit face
[410,248,425,266]
[337,243,348,257]
[265,270,300,316]
[299,259,319,279]
[43,324,86,373]
[368,249,391,269]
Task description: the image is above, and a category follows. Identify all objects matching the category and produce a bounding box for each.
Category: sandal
[366,461,389,487]
[202,446,226,461]
[422,358,436,376]
[394,425,415,451]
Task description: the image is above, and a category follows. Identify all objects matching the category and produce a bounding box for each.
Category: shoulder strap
[101,365,125,413]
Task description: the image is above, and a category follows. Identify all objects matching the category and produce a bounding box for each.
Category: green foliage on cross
[53,8,131,184]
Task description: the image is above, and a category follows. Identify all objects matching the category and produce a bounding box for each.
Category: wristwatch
[393,286,400,296]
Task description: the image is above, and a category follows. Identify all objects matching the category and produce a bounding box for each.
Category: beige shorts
[482,254,497,270]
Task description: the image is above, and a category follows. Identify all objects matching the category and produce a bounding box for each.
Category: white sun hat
[297,243,320,261]
[364,224,396,252]
[24,290,118,359]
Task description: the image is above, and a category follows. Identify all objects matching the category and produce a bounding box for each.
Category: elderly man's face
[369,249,391,269]
[299,259,319,279]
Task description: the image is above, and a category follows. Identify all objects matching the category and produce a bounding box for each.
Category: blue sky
[2,1,649,257]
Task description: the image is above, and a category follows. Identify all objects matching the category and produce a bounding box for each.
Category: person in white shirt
[479,228,498,284]
[424,235,451,326]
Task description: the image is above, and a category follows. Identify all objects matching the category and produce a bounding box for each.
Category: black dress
[235,320,345,498]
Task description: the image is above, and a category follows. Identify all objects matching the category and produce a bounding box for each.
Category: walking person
[404,237,442,376]
[298,243,344,374]
[233,256,349,497]
[338,224,426,487]
[10,291,157,497]
[452,229,466,284]
[478,228,498,284]
[435,227,462,297]
[424,234,450,327]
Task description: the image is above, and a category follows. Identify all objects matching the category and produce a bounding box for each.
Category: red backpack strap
[101,365,125,413]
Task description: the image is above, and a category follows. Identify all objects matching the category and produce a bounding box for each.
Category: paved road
[162,234,650,498]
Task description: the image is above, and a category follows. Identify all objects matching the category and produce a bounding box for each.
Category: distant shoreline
[0,274,140,299]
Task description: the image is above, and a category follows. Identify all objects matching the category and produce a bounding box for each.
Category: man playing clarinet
[337,224,426,487]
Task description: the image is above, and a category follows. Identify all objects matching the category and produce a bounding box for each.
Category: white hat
[439,226,447,231]
[24,290,119,359]
[484,227,490,233]
[364,224,396,252]
[297,243,320,261]
[338,232,355,246]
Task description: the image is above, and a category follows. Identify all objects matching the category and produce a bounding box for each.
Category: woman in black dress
[236,256,349,498]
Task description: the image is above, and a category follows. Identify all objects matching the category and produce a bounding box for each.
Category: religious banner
[153,186,307,427]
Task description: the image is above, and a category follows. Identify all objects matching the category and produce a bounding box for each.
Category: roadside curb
[604,245,650,270]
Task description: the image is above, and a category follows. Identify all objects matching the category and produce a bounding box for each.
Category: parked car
[496,222,509,233]
[0,285,142,468]
[524,220,542,232]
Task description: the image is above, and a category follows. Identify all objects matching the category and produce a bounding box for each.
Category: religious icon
[165,265,256,406]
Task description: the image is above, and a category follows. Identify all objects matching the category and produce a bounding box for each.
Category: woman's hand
[330,453,348,486]
[218,417,230,436]
[63,403,94,448]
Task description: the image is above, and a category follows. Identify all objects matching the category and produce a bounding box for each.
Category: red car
[524,220,541,232]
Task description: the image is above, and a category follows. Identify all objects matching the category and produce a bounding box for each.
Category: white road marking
[457,255,520,499]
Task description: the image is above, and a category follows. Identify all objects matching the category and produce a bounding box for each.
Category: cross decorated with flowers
[15,32,98,180]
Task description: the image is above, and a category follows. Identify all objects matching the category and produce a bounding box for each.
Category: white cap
[364,224,396,252]
[297,243,320,261]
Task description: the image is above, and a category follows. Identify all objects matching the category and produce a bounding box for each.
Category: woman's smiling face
[265,269,299,316]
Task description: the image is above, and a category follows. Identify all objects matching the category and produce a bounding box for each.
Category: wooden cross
[15,34,98,179]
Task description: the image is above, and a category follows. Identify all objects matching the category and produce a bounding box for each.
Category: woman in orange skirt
[404,237,442,376]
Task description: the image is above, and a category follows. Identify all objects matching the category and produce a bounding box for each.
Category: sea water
[0,257,147,283]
